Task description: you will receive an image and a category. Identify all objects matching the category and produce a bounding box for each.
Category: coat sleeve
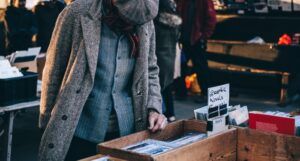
[39,7,74,129]
[147,23,162,114]
[114,0,159,25]
[202,0,217,39]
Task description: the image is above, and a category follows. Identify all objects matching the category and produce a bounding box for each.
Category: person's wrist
[148,108,159,115]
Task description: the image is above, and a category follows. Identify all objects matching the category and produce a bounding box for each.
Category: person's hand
[148,111,168,133]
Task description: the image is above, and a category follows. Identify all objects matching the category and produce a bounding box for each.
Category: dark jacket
[177,0,217,45]
[4,6,37,53]
[34,1,65,52]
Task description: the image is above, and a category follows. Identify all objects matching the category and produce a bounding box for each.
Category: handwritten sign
[208,84,229,109]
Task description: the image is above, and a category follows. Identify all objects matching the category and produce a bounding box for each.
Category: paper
[27,47,41,57]
[0,59,12,69]
[208,84,229,110]
[0,67,23,79]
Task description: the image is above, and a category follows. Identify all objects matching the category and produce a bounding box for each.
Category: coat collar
[88,0,103,21]
[81,0,102,81]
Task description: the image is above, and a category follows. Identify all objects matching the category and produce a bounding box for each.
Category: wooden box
[94,120,300,161]
[237,127,300,161]
[98,120,237,161]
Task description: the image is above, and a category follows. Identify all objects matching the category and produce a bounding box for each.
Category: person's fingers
[148,112,158,130]
[152,115,165,132]
[159,117,168,130]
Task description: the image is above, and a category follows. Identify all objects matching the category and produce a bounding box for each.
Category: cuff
[147,97,162,114]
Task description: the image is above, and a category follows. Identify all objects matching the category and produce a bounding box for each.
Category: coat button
[62,115,68,120]
[48,143,54,149]
[76,89,81,94]
[137,91,142,95]
[137,118,142,122]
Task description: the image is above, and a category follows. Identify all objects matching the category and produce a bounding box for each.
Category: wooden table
[0,100,40,161]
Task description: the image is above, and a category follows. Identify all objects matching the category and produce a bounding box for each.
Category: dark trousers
[176,40,211,97]
[65,132,120,161]
[162,84,175,118]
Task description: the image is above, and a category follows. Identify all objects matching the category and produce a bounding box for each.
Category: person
[155,0,181,122]
[34,0,65,52]
[38,0,167,160]
[4,0,37,54]
[176,0,217,102]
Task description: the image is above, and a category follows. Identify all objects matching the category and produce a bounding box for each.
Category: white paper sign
[208,84,230,109]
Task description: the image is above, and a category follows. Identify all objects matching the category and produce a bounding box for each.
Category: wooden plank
[183,120,207,133]
[207,40,278,62]
[154,128,237,161]
[237,128,300,161]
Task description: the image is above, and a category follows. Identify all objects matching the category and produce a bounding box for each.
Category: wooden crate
[237,127,300,161]
[98,120,237,161]
[94,120,300,161]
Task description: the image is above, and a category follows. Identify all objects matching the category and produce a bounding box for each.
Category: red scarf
[102,0,139,57]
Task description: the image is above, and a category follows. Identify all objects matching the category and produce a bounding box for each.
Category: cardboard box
[98,120,237,161]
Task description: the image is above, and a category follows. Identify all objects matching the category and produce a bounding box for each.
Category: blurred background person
[64,0,75,5]
[34,0,65,52]
[176,0,216,102]
[155,0,182,122]
[4,0,38,54]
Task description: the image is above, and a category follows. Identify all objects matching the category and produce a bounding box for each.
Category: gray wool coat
[38,0,162,160]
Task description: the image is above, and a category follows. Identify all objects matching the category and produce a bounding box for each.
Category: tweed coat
[38,0,162,160]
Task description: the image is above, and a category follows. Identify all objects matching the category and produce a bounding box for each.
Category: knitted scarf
[102,0,139,57]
